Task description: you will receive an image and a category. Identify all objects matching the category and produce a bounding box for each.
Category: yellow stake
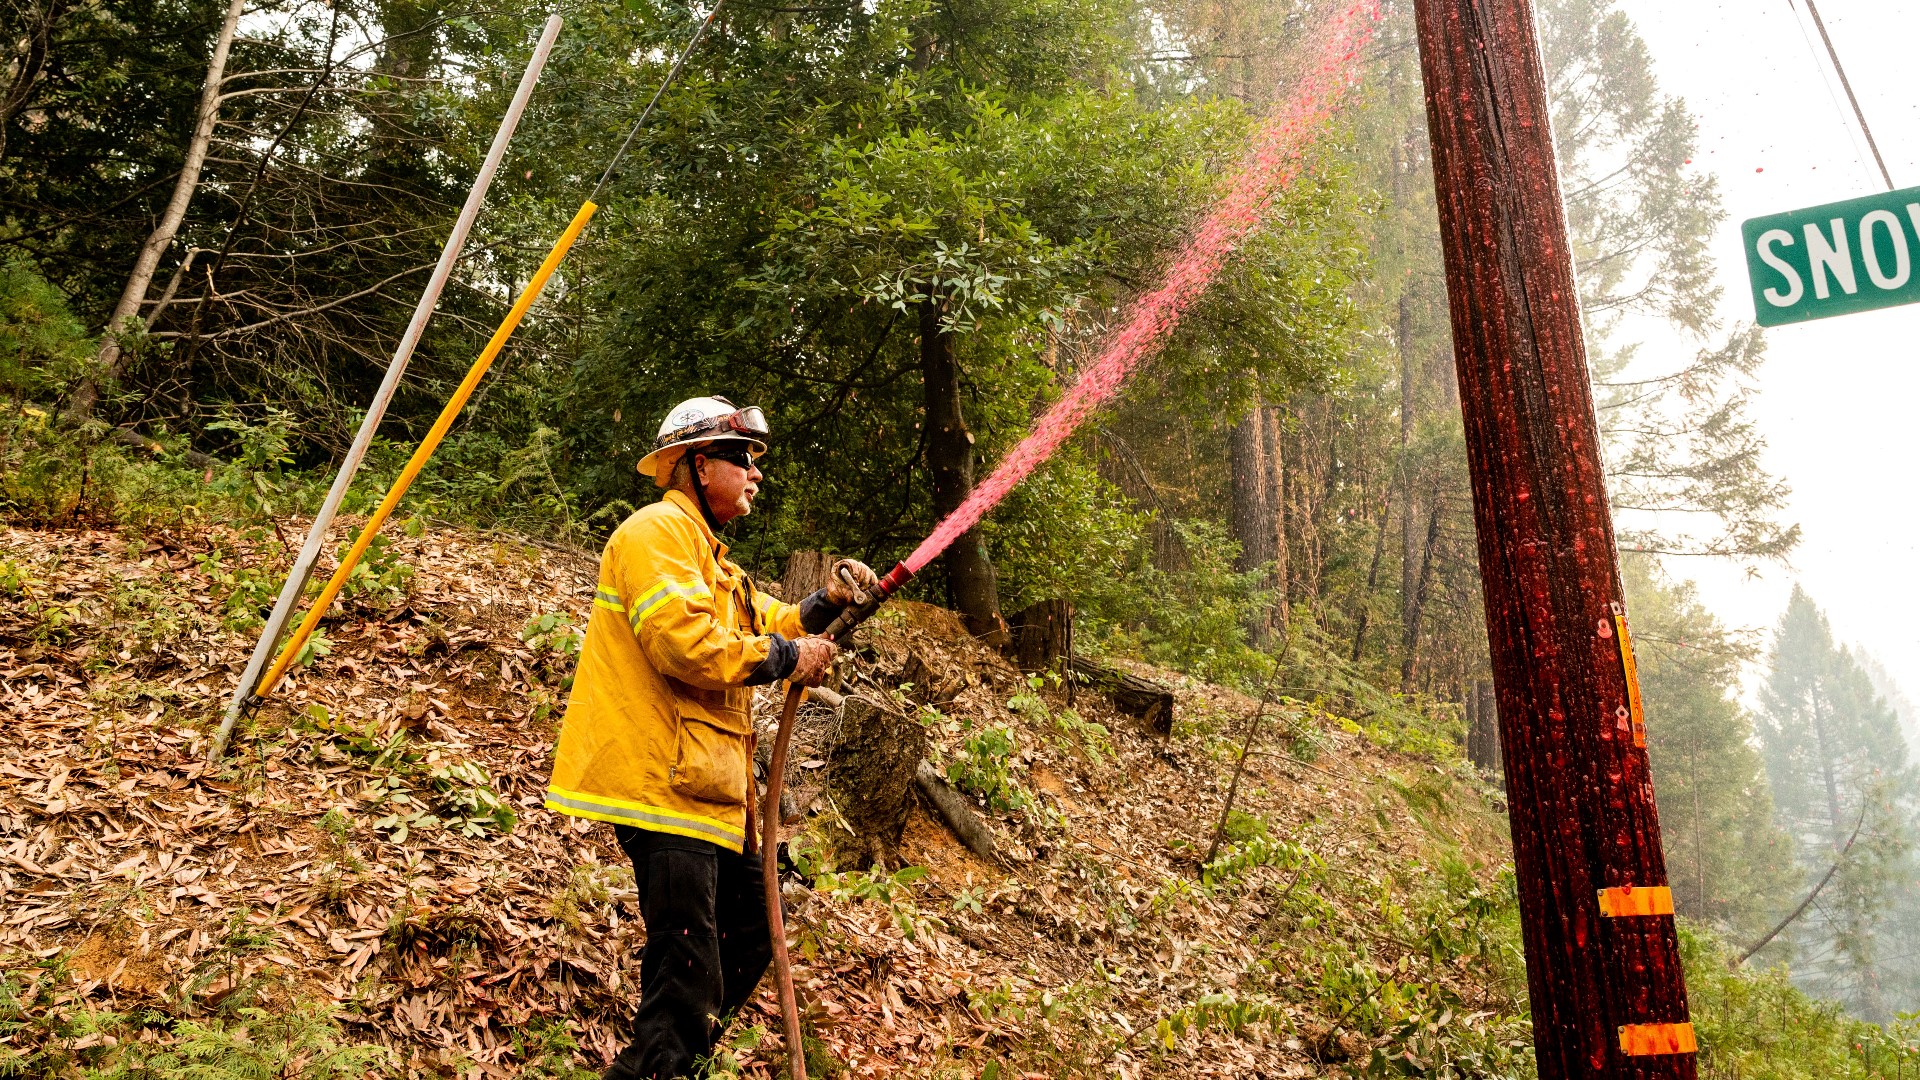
[254,199,599,701]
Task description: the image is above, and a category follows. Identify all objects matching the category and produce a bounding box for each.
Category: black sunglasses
[698,444,757,470]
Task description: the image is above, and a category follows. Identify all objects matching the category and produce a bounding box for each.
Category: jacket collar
[664,489,729,560]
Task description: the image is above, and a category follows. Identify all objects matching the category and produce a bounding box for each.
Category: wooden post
[1410,2,1695,1076]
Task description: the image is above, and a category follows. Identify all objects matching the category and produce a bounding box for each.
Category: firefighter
[546,396,877,1079]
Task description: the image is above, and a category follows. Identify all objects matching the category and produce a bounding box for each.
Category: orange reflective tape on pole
[253,199,599,701]
[1597,886,1675,918]
[1613,606,1648,748]
[1619,1024,1697,1057]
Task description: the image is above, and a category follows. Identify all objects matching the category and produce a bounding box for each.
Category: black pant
[605,826,773,1080]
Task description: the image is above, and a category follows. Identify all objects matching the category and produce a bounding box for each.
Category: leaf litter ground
[0,521,1528,1077]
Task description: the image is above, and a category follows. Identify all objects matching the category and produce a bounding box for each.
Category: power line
[589,0,726,206]
[1794,0,1895,190]
[1781,1,1874,185]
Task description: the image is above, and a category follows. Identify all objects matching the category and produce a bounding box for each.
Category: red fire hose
[759,563,912,1080]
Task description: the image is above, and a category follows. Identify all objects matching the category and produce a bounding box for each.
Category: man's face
[695,449,762,523]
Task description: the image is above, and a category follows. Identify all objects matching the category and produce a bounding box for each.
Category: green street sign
[1743,185,1920,327]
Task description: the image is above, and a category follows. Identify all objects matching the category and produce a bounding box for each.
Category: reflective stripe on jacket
[546,490,806,852]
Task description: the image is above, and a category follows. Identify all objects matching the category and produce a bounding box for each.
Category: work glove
[790,635,838,687]
[823,559,880,606]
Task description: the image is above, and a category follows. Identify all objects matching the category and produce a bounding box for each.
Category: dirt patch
[67,931,170,998]
[896,804,997,889]
[889,600,971,641]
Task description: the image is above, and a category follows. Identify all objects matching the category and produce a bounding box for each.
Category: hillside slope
[0,521,1530,1078]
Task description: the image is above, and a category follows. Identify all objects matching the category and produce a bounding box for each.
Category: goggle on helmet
[656,401,770,452]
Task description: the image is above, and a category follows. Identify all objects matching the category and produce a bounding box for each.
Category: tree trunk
[173,1,346,391]
[1391,63,1423,667]
[67,0,245,422]
[1414,0,1695,1075]
[781,550,836,601]
[1313,416,1339,609]
[900,648,965,707]
[1810,694,1847,853]
[1229,397,1278,641]
[1687,728,1704,915]
[1398,295,1421,667]
[1067,657,1173,735]
[1464,678,1479,757]
[920,294,1007,645]
[1286,399,1329,606]
[1399,491,1443,691]
[1467,676,1502,775]
[1262,404,1288,612]
[1350,485,1394,662]
[914,761,996,860]
[1230,399,1277,573]
[1735,803,1866,966]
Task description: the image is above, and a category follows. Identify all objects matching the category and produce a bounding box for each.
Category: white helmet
[636,396,770,488]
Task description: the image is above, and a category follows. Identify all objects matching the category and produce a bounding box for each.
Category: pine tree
[1622,555,1794,943]
[1858,651,1920,768]
[1756,587,1920,1020]
[1538,0,1797,566]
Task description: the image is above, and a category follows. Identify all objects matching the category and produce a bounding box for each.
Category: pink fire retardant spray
[899,0,1381,578]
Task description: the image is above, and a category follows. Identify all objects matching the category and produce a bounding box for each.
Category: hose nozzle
[877,561,914,596]
[819,561,913,641]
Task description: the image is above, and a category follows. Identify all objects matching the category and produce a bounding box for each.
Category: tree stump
[901,650,965,708]
[1005,598,1072,673]
[1067,657,1174,735]
[825,693,927,866]
[781,550,835,601]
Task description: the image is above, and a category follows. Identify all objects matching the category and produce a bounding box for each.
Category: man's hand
[824,559,880,606]
[790,635,838,687]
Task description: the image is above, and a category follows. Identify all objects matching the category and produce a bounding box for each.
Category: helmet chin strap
[688,447,761,634]
[688,449,724,533]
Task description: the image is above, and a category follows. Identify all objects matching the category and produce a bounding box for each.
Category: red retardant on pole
[1410,1,1695,1076]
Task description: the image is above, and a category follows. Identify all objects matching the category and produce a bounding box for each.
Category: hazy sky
[1598,1,1920,706]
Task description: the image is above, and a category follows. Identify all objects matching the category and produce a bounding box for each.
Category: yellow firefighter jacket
[545,489,809,852]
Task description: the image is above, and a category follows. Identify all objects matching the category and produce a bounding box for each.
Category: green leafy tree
[0,0,229,319]
[533,0,1362,637]
[4,0,542,448]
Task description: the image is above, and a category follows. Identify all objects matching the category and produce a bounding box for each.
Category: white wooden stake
[210,14,565,763]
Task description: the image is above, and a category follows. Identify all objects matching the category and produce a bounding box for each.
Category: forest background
[2,0,1918,1037]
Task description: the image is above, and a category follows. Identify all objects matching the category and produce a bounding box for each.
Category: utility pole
[1410,2,1695,1077]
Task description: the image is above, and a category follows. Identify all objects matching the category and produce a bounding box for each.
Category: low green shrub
[333,533,413,606]
[947,723,1029,813]
[1682,923,1920,1079]
[1088,518,1275,690]
[0,955,385,1079]
[1009,673,1111,762]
